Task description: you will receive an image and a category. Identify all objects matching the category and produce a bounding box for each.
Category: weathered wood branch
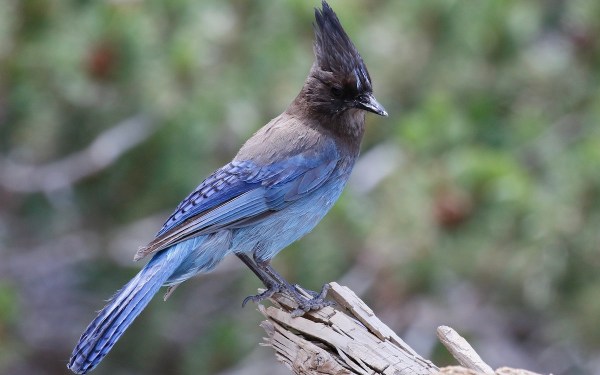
[258,282,543,375]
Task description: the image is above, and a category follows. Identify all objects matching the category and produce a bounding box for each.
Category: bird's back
[235,112,356,166]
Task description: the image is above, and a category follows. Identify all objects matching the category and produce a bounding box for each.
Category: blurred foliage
[1,0,600,374]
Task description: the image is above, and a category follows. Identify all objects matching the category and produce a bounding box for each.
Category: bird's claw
[290,283,334,317]
[293,284,320,298]
[242,284,283,307]
[291,298,335,317]
[242,282,334,316]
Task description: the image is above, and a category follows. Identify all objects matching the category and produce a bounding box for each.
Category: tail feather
[80,277,161,370]
[68,248,190,374]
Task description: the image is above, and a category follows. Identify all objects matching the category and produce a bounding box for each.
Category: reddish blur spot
[433,187,473,229]
[86,42,118,81]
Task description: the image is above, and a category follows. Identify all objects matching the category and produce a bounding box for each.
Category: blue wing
[134,141,340,260]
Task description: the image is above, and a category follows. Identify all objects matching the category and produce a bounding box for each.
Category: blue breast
[230,164,351,262]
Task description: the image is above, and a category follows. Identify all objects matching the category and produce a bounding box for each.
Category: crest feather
[313,1,372,91]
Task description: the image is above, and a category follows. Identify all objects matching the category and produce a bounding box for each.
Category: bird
[68,1,387,374]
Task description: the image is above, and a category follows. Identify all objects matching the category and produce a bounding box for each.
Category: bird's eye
[330,86,342,97]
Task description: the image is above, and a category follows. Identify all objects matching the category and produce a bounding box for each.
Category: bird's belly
[230,179,346,262]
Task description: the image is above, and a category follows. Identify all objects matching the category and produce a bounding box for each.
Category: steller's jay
[68,1,386,373]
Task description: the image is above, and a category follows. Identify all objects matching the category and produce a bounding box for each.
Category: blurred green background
[1,0,600,374]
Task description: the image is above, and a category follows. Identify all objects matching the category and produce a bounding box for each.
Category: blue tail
[68,246,191,374]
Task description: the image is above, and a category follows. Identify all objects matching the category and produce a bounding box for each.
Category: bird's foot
[290,283,334,317]
[293,284,321,298]
[242,283,284,307]
[242,282,334,317]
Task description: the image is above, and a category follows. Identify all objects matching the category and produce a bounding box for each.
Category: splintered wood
[259,282,544,375]
[436,326,494,374]
[259,282,437,375]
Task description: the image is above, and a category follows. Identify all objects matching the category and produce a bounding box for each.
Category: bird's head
[300,1,387,119]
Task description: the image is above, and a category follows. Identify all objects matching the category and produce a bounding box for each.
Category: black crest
[313,1,372,92]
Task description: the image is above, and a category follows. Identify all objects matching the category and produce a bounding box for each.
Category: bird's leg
[238,253,333,316]
[237,253,285,307]
[254,257,334,317]
[259,262,319,297]
[236,253,274,286]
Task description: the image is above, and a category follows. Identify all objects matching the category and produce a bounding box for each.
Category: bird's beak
[356,93,388,117]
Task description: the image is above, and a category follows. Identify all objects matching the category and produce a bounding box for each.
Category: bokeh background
[1,0,600,374]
